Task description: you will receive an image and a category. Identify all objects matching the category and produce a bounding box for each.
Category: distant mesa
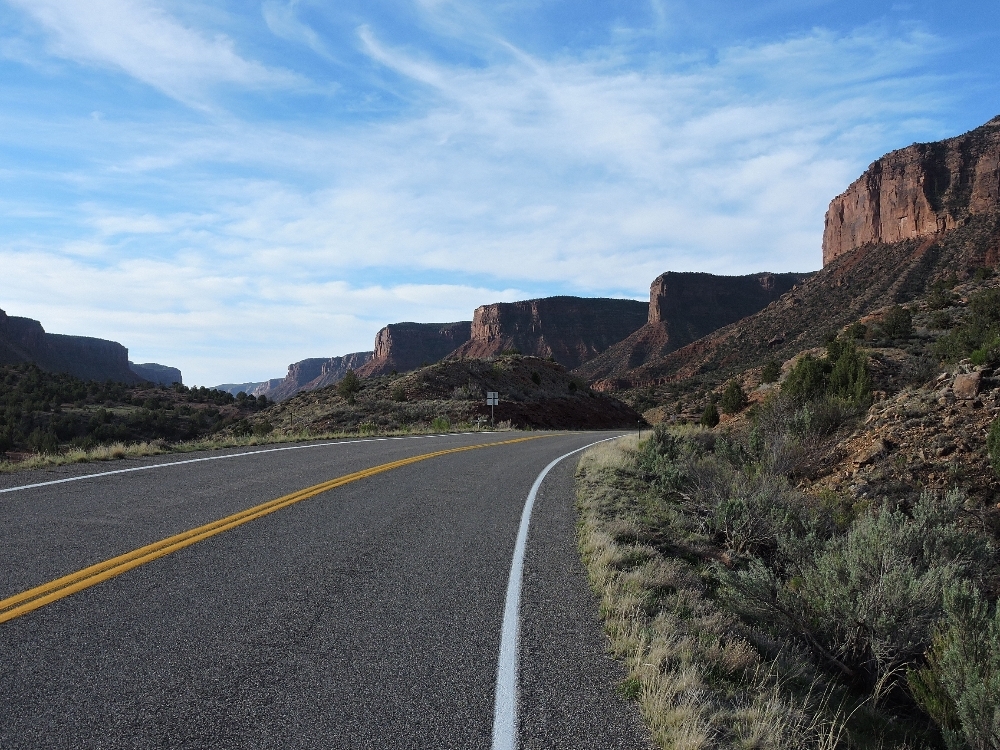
[575,271,811,385]
[129,362,182,386]
[0,307,147,384]
[823,114,1000,265]
[448,296,648,370]
[356,322,471,378]
[251,351,374,402]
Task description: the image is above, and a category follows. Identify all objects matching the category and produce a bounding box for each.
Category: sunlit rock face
[823,115,1000,266]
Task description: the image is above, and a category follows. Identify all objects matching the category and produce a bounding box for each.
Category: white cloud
[262,0,332,60]
[6,0,299,106]
[0,5,954,383]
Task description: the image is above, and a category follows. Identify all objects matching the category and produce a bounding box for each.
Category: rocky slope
[576,272,810,385]
[357,322,470,378]
[0,307,144,384]
[252,351,373,402]
[824,115,1000,265]
[447,296,647,369]
[262,355,643,432]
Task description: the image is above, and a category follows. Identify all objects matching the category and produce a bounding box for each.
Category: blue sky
[1,1,998,385]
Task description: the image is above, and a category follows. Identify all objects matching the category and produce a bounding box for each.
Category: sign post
[486,392,499,428]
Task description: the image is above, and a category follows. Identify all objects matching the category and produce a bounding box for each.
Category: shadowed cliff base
[262,356,643,432]
[575,271,812,384]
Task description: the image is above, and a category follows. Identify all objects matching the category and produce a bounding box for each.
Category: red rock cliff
[357,322,471,378]
[574,271,811,384]
[448,296,648,370]
[0,307,143,384]
[823,115,1000,265]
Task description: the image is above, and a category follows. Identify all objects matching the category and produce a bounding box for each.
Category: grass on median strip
[575,434,940,750]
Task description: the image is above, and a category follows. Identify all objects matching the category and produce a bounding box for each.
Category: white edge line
[491,434,623,750]
[0,432,485,495]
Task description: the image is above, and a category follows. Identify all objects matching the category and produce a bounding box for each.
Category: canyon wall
[357,322,471,378]
[253,351,374,402]
[823,115,1000,265]
[0,308,144,384]
[574,271,810,384]
[448,296,648,370]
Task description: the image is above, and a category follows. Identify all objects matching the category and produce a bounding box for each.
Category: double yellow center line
[0,434,549,625]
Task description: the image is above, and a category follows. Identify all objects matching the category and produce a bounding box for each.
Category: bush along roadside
[576,419,998,748]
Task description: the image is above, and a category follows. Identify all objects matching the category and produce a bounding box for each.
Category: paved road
[0,432,650,748]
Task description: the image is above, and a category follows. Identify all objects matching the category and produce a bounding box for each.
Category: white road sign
[487,392,499,406]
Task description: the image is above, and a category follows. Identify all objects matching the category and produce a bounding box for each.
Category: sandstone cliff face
[447,296,647,370]
[253,351,374,402]
[0,308,143,383]
[357,322,471,378]
[823,115,1000,265]
[575,272,810,384]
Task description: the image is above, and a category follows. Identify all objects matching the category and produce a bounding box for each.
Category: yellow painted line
[0,434,551,625]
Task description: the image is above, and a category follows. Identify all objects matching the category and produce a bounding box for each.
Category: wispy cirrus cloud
[6,0,300,106]
[0,0,969,383]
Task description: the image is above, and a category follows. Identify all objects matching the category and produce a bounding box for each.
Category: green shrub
[845,321,868,339]
[431,416,451,431]
[337,370,361,403]
[724,490,989,686]
[531,371,541,385]
[760,359,781,383]
[391,385,407,402]
[827,341,872,405]
[907,583,1000,750]
[930,311,953,330]
[935,289,1000,364]
[719,379,748,414]
[879,305,914,339]
[782,354,827,404]
[252,420,273,437]
[700,400,719,427]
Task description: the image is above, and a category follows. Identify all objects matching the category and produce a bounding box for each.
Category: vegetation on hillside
[580,274,1000,748]
[0,363,268,456]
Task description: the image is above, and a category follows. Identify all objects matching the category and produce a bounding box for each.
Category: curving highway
[0,431,649,749]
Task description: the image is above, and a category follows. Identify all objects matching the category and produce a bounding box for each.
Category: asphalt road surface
[0,431,650,749]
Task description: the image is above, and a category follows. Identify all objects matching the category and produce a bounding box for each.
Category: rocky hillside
[261,355,642,432]
[357,322,470,378]
[576,272,810,385]
[0,307,145,384]
[824,115,1000,264]
[447,296,647,369]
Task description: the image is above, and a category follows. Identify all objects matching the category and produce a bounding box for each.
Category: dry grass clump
[576,437,928,750]
[0,440,169,473]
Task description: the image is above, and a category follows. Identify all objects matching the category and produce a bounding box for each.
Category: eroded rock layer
[357,322,471,378]
[575,272,810,384]
[823,115,1000,265]
[447,296,648,370]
